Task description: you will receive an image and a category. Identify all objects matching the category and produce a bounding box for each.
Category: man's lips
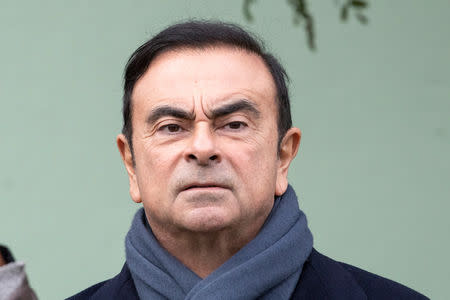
[181,183,229,191]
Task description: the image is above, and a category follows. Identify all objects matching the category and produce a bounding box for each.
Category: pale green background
[1,0,448,299]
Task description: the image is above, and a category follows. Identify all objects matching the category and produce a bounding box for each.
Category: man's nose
[184,123,220,165]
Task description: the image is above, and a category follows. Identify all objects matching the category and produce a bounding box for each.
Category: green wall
[1,1,448,299]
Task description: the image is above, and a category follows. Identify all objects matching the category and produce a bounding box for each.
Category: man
[69,21,428,299]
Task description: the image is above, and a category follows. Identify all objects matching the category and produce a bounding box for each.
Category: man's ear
[117,134,142,203]
[275,127,301,196]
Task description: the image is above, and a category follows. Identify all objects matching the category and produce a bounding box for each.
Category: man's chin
[177,187,230,203]
[178,207,235,232]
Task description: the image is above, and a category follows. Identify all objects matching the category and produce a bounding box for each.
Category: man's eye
[159,124,182,133]
[224,121,247,130]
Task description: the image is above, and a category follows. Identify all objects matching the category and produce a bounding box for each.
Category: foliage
[243,0,369,51]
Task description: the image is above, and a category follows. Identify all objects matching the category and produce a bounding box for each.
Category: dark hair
[122,20,292,155]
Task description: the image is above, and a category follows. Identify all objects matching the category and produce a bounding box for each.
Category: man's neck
[148,219,267,278]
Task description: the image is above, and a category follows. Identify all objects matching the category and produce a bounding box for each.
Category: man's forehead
[140,92,263,111]
[132,46,277,105]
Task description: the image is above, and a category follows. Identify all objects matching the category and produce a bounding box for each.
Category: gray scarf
[125,185,313,299]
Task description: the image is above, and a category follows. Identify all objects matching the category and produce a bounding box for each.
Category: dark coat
[67,248,428,299]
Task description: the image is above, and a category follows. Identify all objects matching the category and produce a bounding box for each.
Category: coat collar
[88,248,366,300]
[292,248,367,299]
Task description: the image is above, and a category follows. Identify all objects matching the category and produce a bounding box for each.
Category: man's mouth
[182,183,228,191]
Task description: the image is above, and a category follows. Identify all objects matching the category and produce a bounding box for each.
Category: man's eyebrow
[210,99,261,119]
[146,105,195,125]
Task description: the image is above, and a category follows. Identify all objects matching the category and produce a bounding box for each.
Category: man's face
[118,47,299,233]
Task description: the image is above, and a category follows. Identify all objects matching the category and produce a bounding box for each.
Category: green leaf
[341,6,349,21]
[356,13,368,24]
[243,0,257,22]
[351,0,367,8]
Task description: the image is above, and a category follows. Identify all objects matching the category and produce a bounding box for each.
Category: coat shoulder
[294,248,429,300]
[66,263,138,300]
[340,261,429,300]
[66,281,105,300]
